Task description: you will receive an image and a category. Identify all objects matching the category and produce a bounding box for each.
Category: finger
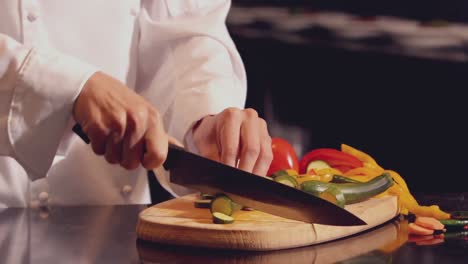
[85,122,109,156]
[121,133,144,170]
[120,124,145,170]
[219,111,242,167]
[252,120,273,176]
[238,118,261,173]
[142,120,168,170]
[104,132,123,164]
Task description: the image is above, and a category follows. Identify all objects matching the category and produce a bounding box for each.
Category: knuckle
[128,108,147,127]
[243,144,260,157]
[264,135,272,146]
[147,107,160,120]
[111,112,126,135]
[263,148,274,163]
[223,107,240,119]
[259,118,268,129]
[143,149,167,169]
[244,108,258,118]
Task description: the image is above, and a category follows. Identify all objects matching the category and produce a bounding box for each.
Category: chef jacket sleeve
[137,0,247,152]
[0,33,98,180]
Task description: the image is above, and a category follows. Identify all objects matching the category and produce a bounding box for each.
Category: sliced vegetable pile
[266,138,451,220]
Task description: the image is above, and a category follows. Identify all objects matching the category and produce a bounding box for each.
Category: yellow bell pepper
[296,174,321,184]
[315,167,343,176]
[341,143,384,171]
[345,167,382,178]
[340,144,451,220]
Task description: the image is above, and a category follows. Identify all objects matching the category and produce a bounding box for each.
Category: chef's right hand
[73,71,168,170]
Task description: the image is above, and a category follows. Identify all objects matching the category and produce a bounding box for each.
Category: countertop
[1,193,467,264]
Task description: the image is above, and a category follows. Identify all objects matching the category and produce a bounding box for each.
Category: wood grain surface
[136,193,399,251]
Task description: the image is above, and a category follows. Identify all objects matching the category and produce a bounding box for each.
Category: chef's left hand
[191,107,273,176]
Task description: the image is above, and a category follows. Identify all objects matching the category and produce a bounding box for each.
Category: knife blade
[72,124,366,226]
[164,144,366,226]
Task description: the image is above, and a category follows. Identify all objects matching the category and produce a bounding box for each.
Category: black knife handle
[72,123,91,144]
[72,123,179,170]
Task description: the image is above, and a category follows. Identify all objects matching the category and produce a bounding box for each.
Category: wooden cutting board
[136,193,399,251]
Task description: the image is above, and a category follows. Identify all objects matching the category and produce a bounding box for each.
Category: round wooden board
[136,194,399,251]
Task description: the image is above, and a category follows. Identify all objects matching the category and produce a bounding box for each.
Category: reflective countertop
[1,193,467,264]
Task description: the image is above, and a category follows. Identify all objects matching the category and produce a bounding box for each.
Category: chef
[0,0,273,208]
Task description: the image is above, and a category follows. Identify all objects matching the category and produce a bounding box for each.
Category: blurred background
[227,1,468,193]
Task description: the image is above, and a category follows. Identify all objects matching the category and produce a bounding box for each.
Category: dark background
[228,1,468,193]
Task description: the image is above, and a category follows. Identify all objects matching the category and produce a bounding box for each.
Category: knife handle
[72,123,91,144]
[72,123,178,170]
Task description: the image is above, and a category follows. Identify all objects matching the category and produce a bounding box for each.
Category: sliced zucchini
[200,193,215,200]
[306,160,330,173]
[271,170,290,179]
[274,174,299,189]
[331,175,363,184]
[212,212,235,224]
[318,186,346,208]
[210,194,234,215]
[194,199,212,208]
[301,172,394,205]
[210,194,242,216]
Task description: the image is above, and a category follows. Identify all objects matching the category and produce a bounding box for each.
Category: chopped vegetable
[315,168,343,182]
[415,216,445,230]
[210,194,241,216]
[318,186,346,208]
[301,172,394,205]
[331,175,362,184]
[341,144,384,172]
[451,211,468,220]
[344,167,382,178]
[274,174,299,188]
[271,170,289,179]
[200,193,215,200]
[408,223,434,236]
[439,219,468,230]
[299,148,363,174]
[306,160,330,173]
[340,144,451,220]
[267,137,299,176]
[212,212,235,224]
[296,174,321,184]
[194,199,212,208]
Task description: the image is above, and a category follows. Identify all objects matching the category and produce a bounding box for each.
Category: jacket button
[122,185,133,195]
[27,12,38,22]
[38,192,49,203]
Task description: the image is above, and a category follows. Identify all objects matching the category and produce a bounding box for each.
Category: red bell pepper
[299,148,363,174]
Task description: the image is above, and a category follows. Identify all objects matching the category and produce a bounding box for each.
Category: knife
[72,124,366,226]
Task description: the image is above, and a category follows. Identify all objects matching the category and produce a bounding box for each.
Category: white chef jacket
[0,0,247,208]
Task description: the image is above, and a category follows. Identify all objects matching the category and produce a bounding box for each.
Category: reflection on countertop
[0,193,467,264]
